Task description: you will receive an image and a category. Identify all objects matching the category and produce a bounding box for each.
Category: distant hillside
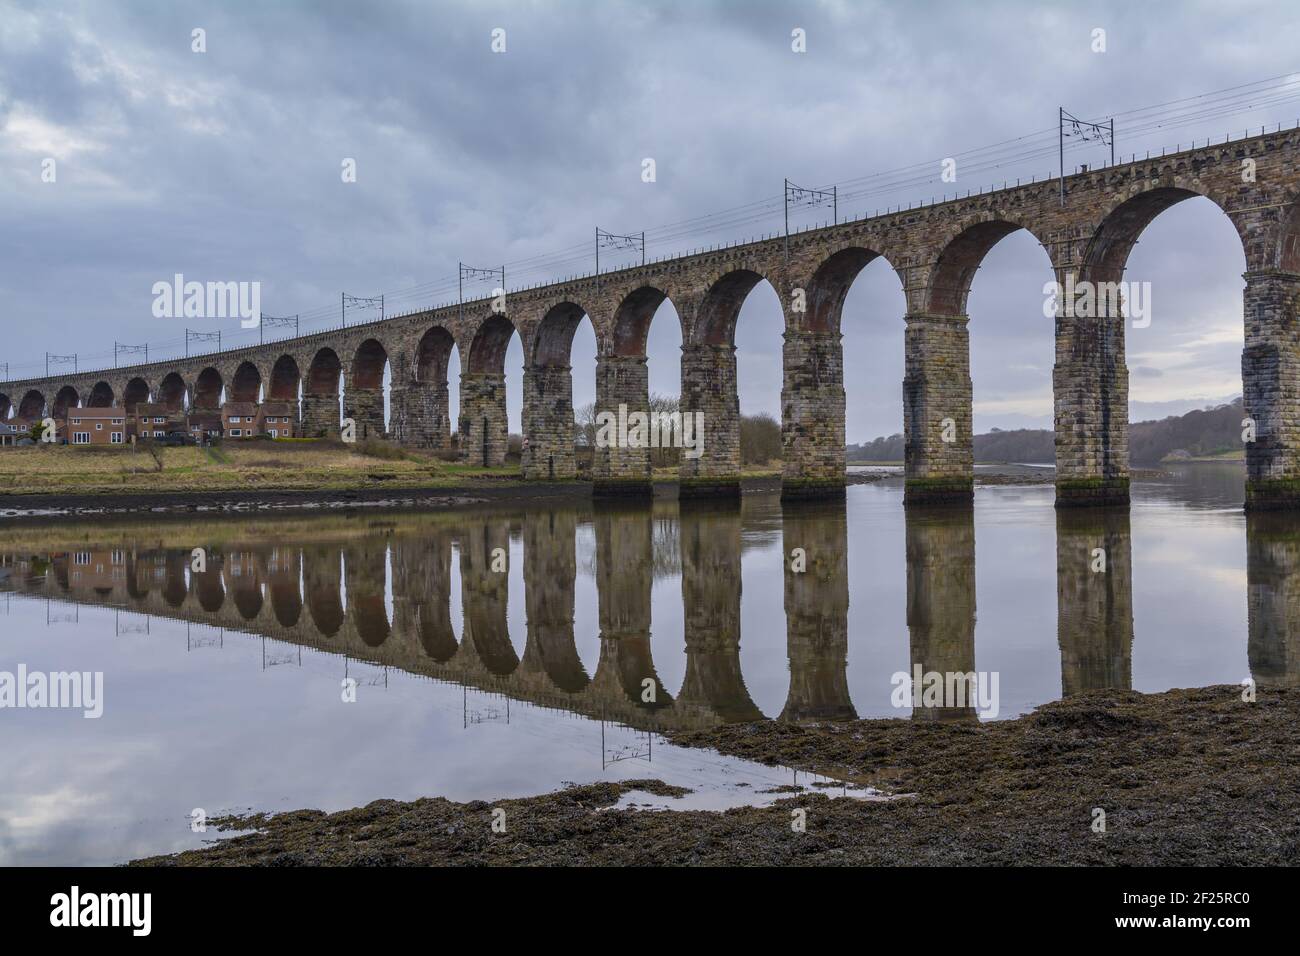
[848,399,1246,466]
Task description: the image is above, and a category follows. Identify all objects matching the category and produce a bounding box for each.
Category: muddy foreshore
[132,686,1300,866]
[0,472,887,522]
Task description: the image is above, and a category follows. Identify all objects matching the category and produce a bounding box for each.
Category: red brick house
[66,407,127,446]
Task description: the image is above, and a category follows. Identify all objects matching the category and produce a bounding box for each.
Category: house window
[110,432,123,444]
[230,428,242,437]
[268,429,278,438]
[96,423,103,430]
[71,418,81,425]
[73,432,90,444]
[74,552,91,565]
[154,417,165,424]
[112,418,123,425]
[230,416,241,423]
[154,430,165,438]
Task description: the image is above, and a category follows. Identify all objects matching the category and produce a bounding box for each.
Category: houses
[187,411,223,444]
[221,401,258,438]
[66,407,128,446]
[0,400,301,448]
[223,400,296,439]
[260,401,295,438]
[130,403,187,441]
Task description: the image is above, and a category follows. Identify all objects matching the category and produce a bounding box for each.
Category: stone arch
[461,317,516,467]
[87,381,114,408]
[802,246,898,333]
[0,393,11,419]
[347,339,389,439]
[123,377,151,412]
[416,326,456,382]
[927,218,1044,316]
[522,303,593,480]
[611,286,670,357]
[1277,197,1300,273]
[52,385,80,418]
[194,368,223,409]
[18,389,46,419]
[230,361,261,403]
[1080,185,1246,284]
[532,302,588,366]
[158,372,187,412]
[398,326,457,450]
[307,348,342,392]
[466,315,515,373]
[695,269,770,346]
[351,338,388,389]
[268,355,300,401]
[303,348,342,438]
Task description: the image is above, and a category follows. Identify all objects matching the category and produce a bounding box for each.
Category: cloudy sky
[2,0,1297,440]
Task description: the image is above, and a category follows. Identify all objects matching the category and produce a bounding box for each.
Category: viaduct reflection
[3,500,1296,730]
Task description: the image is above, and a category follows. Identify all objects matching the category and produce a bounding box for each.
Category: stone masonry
[8,129,1300,506]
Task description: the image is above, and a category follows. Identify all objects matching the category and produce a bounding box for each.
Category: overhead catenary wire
[4,72,1300,381]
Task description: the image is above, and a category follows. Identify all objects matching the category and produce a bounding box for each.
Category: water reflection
[1,479,1297,732]
[905,506,977,722]
[1056,507,1134,695]
[1247,512,1300,687]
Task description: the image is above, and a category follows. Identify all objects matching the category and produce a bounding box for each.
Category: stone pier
[392,379,451,450]
[780,330,846,500]
[300,392,338,438]
[458,372,508,467]
[1053,272,1130,506]
[593,354,652,496]
[521,365,576,480]
[343,378,385,442]
[678,342,741,499]
[1243,271,1300,509]
[903,313,973,505]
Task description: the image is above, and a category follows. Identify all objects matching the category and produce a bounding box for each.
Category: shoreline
[0,472,885,522]
[131,685,1300,866]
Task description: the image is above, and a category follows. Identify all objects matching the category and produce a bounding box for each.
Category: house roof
[133,403,179,416]
[66,406,126,418]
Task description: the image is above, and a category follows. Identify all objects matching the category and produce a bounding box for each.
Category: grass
[0,440,520,497]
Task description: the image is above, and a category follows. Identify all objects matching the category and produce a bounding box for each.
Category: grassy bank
[133,685,1300,866]
[0,440,518,497]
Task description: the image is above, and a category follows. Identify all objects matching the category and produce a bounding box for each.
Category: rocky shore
[133,685,1300,866]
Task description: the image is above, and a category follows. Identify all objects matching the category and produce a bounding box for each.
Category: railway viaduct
[5,128,1300,506]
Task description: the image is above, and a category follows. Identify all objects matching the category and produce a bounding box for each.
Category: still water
[1,462,1290,864]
